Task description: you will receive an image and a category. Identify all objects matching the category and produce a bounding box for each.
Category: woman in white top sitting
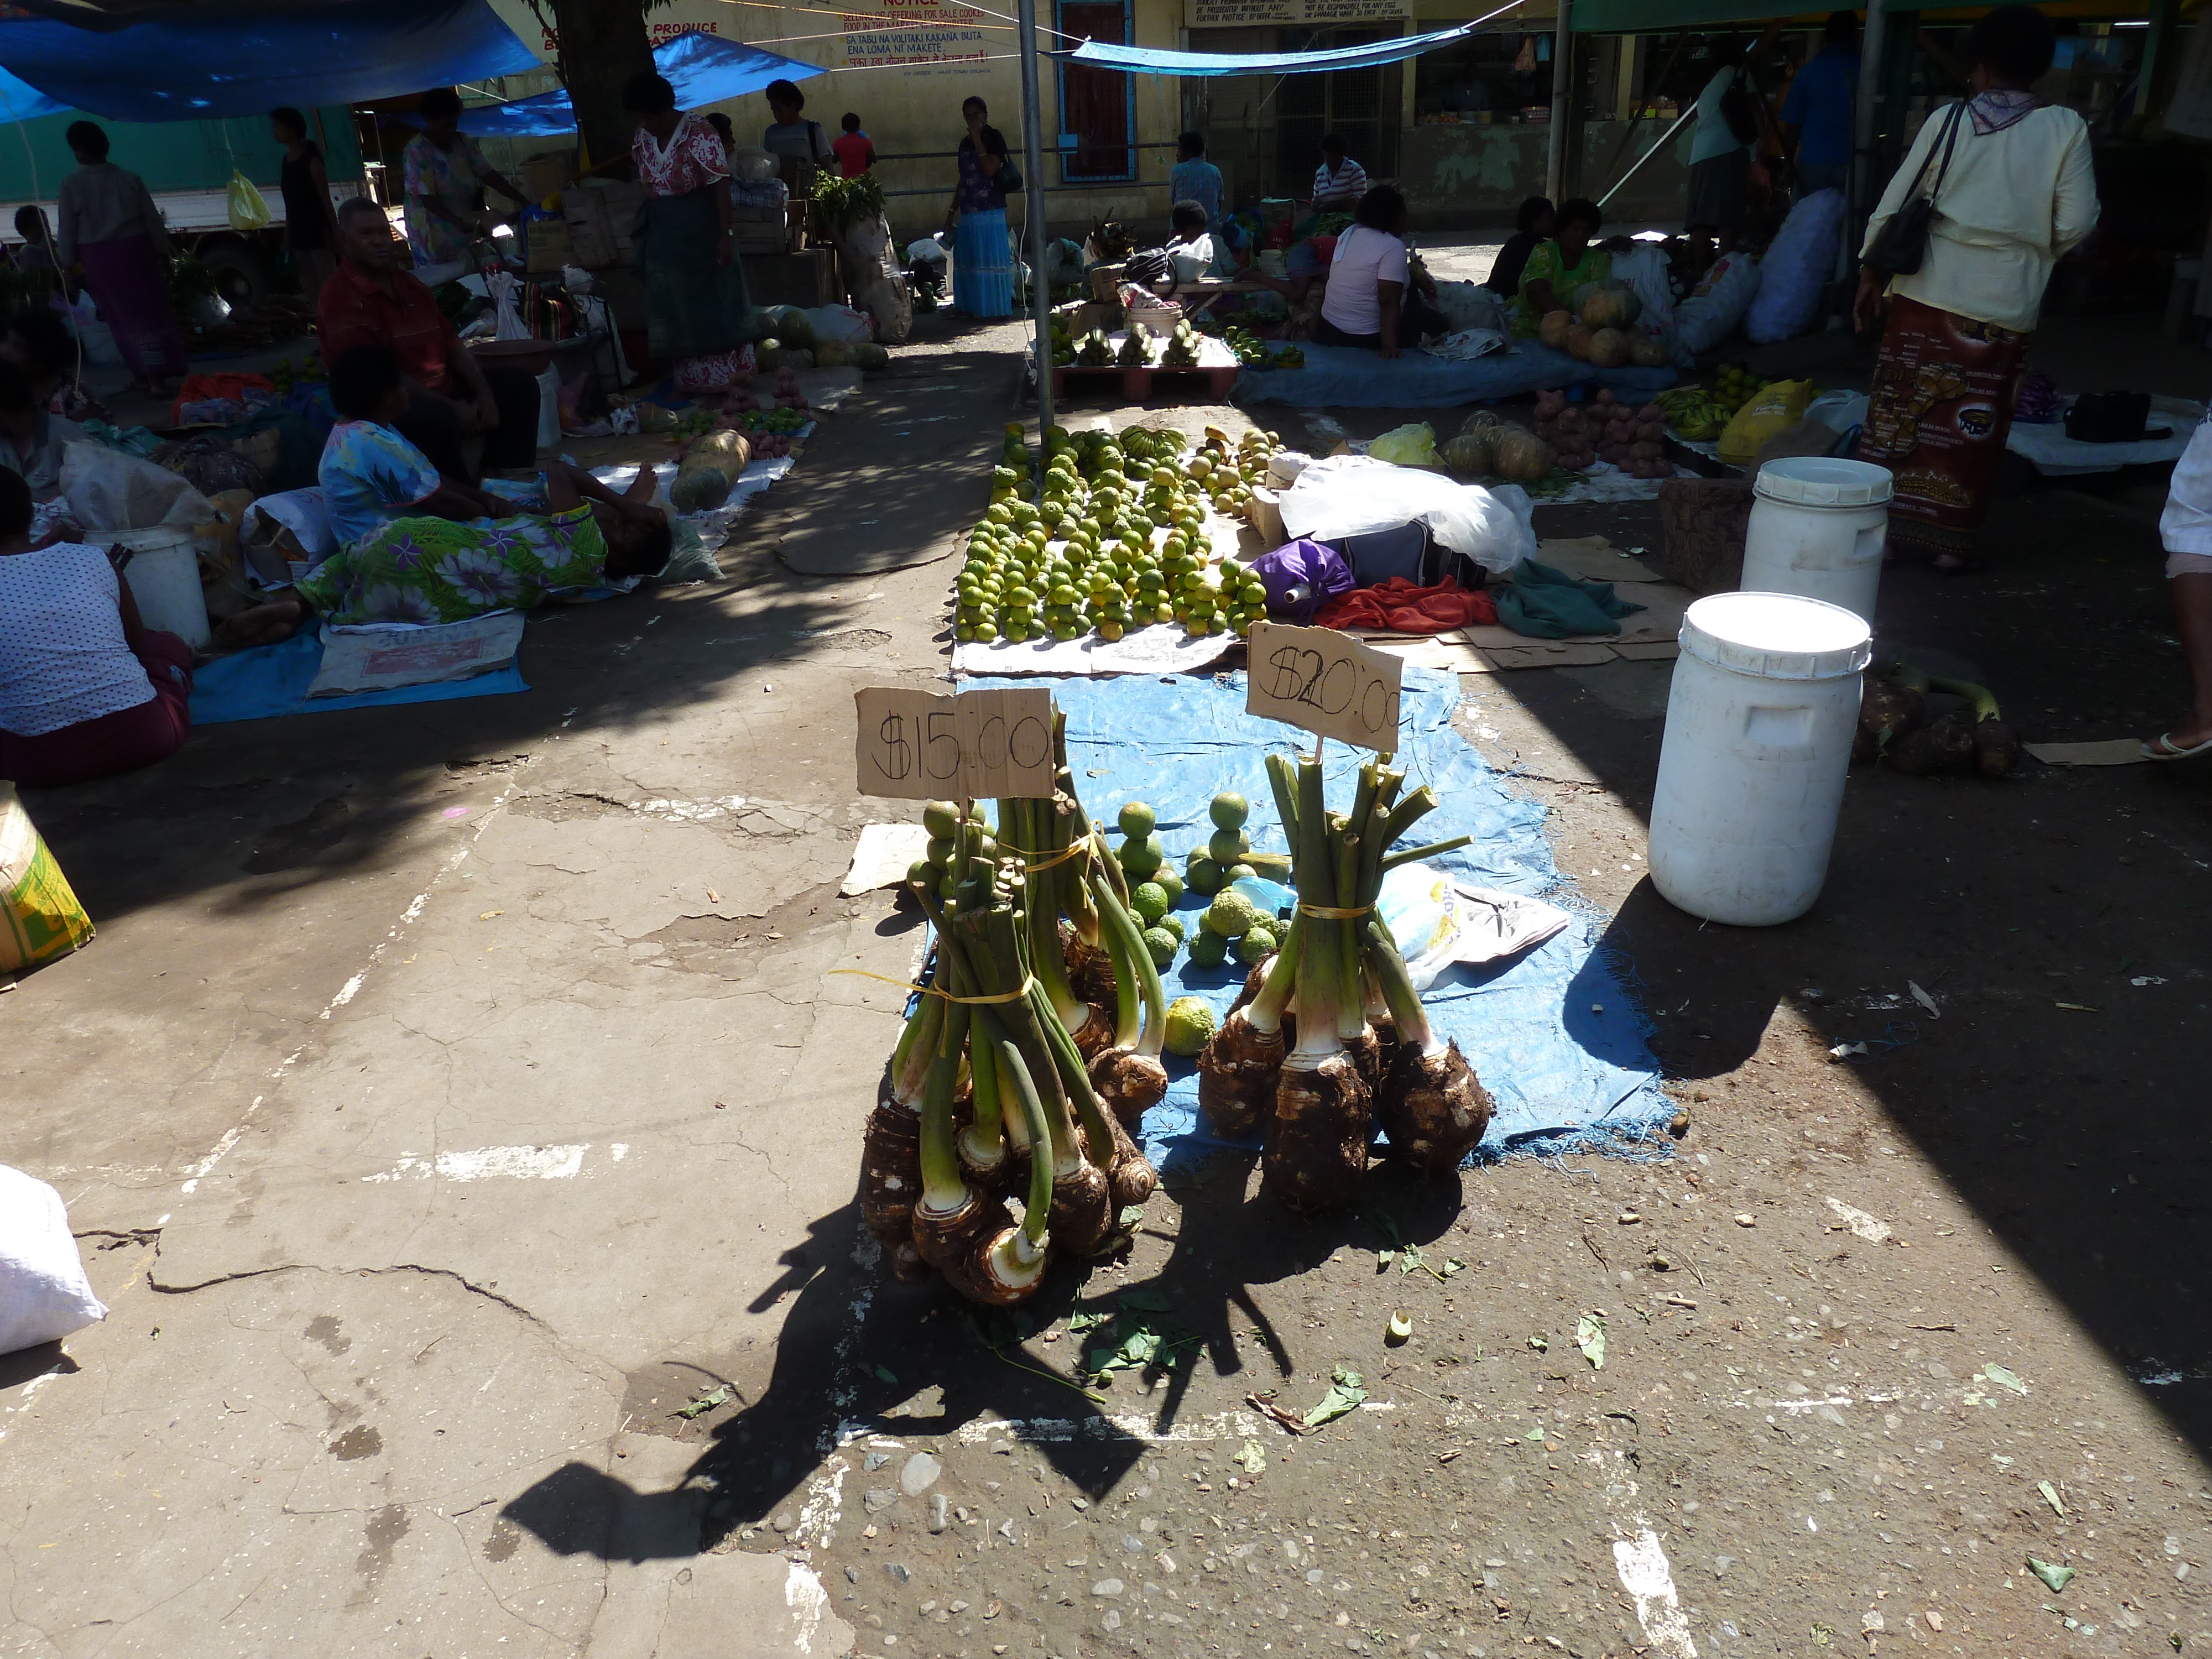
[1313,186,1444,359]
[0,469,192,789]
[1852,4,2098,573]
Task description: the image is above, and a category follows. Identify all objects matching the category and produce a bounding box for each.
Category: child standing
[832,113,875,179]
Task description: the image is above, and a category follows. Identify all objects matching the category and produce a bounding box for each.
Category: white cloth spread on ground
[0,542,155,737]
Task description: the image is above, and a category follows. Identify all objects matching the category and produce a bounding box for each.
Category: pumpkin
[1538,309,1575,349]
[1459,408,1507,440]
[1440,433,1495,478]
[1565,325,1595,362]
[671,429,753,513]
[1577,283,1643,330]
[1491,427,1555,482]
[1586,327,1630,369]
[1626,334,1671,369]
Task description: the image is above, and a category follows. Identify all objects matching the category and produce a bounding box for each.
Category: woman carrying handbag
[1851,5,2098,572]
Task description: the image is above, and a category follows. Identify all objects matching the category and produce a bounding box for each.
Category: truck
[0,102,368,309]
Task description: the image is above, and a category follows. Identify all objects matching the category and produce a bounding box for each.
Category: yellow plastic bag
[227,169,272,232]
[1369,422,1439,467]
[1,783,93,973]
[1717,378,1813,463]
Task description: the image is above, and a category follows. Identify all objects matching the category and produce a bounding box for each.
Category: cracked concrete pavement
[0,324,1024,1656]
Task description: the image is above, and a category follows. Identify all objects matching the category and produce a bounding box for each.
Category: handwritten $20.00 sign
[854,686,1058,801]
[1245,621,1403,750]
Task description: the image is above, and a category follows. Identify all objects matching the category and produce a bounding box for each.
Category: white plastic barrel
[1648,591,1871,927]
[1741,457,1893,623]
[116,526,209,650]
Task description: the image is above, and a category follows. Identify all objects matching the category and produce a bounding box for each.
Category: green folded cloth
[1495,558,1646,640]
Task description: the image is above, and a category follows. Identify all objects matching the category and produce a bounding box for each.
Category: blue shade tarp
[963,666,1672,1172]
[190,624,528,724]
[0,65,65,123]
[1068,22,1483,78]
[0,0,537,122]
[399,33,828,138]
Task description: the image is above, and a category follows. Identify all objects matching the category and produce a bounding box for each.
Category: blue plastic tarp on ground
[962,666,1671,1173]
[1068,22,1482,77]
[191,623,528,725]
[0,0,537,122]
[1235,340,1681,409]
[409,33,827,138]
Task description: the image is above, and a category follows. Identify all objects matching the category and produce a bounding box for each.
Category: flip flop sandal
[2142,732,2212,760]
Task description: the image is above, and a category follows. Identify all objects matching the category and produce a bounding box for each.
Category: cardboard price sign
[854,687,1058,801]
[1246,622,1403,750]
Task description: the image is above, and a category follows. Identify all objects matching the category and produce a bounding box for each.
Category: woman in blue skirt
[943,96,1014,317]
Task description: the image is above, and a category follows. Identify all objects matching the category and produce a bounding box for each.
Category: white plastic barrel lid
[1753,455,1894,508]
[1680,591,1872,681]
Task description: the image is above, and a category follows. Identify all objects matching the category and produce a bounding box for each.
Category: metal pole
[1545,0,1571,203]
[1016,0,1053,439]
[1851,1,1887,224]
[1594,104,1695,212]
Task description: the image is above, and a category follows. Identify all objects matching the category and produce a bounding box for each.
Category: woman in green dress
[1510,197,1611,338]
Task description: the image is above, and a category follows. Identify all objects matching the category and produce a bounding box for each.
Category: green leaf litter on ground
[1067,1307,1115,1334]
[675,1384,731,1420]
[1235,1439,1267,1475]
[1525,1425,1545,1442]
[1984,1364,2029,1395]
[873,1364,898,1384]
[1577,1313,1607,1370]
[2038,1480,2065,1516]
[1303,1364,1366,1427]
[2028,1557,2075,1593]
[1527,1334,1548,1352]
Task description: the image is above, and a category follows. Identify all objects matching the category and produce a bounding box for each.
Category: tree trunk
[546,0,654,174]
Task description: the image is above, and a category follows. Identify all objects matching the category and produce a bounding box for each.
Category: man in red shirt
[832,113,875,179]
[316,197,539,481]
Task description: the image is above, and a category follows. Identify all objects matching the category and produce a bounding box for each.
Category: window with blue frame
[1057,0,1135,182]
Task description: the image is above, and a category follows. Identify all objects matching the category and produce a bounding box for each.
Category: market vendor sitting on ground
[220,344,668,644]
[1509,196,1610,337]
[0,470,192,789]
[1167,199,1248,284]
[402,86,527,282]
[318,196,540,486]
[0,362,84,500]
[1316,185,1443,358]
[3,307,101,422]
[1312,134,1368,212]
[1484,196,1554,297]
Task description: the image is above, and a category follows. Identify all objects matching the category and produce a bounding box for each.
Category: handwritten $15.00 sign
[853,686,1058,801]
[1245,621,1403,750]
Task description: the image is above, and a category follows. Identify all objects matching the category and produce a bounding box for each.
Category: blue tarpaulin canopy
[0,65,65,123]
[397,32,828,138]
[0,0,538,122]
[1067,22,1486,78]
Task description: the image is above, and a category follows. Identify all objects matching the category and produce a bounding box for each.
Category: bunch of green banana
[1656,387,1729,441]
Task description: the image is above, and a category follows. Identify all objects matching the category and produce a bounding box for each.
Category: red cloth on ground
[1313,576,1496,634]
[0,630,192,788]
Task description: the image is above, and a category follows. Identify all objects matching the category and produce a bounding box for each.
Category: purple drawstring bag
[1251,538,1354,623]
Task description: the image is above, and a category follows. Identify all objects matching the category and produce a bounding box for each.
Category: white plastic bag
[801,305,873,345]
[1746,189,1846,345]
[1673,250,1761,357]
[60,441,216,534]
[1430,280,1508,335]
[1607,243,1683,361]
[1280,456,1535,574]
[485,270,530,342]
[242,487,337,569]
[0,1165,107,1356]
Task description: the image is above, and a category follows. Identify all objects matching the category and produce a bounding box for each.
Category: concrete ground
[4,307,2210,1659]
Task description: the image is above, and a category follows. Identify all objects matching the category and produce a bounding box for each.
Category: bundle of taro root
[1196,750,1493,1212]
[1856,660,2022,778]
[861,718,1169,1303]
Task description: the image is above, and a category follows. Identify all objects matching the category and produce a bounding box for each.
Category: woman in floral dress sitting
[220,343,670,644]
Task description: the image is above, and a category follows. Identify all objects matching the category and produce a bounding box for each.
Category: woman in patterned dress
[625,71,760,398]
[943,96,1014,318]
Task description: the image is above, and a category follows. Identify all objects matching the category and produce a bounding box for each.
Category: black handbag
[1864,102,1964,277]
[997,150,1023,194]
